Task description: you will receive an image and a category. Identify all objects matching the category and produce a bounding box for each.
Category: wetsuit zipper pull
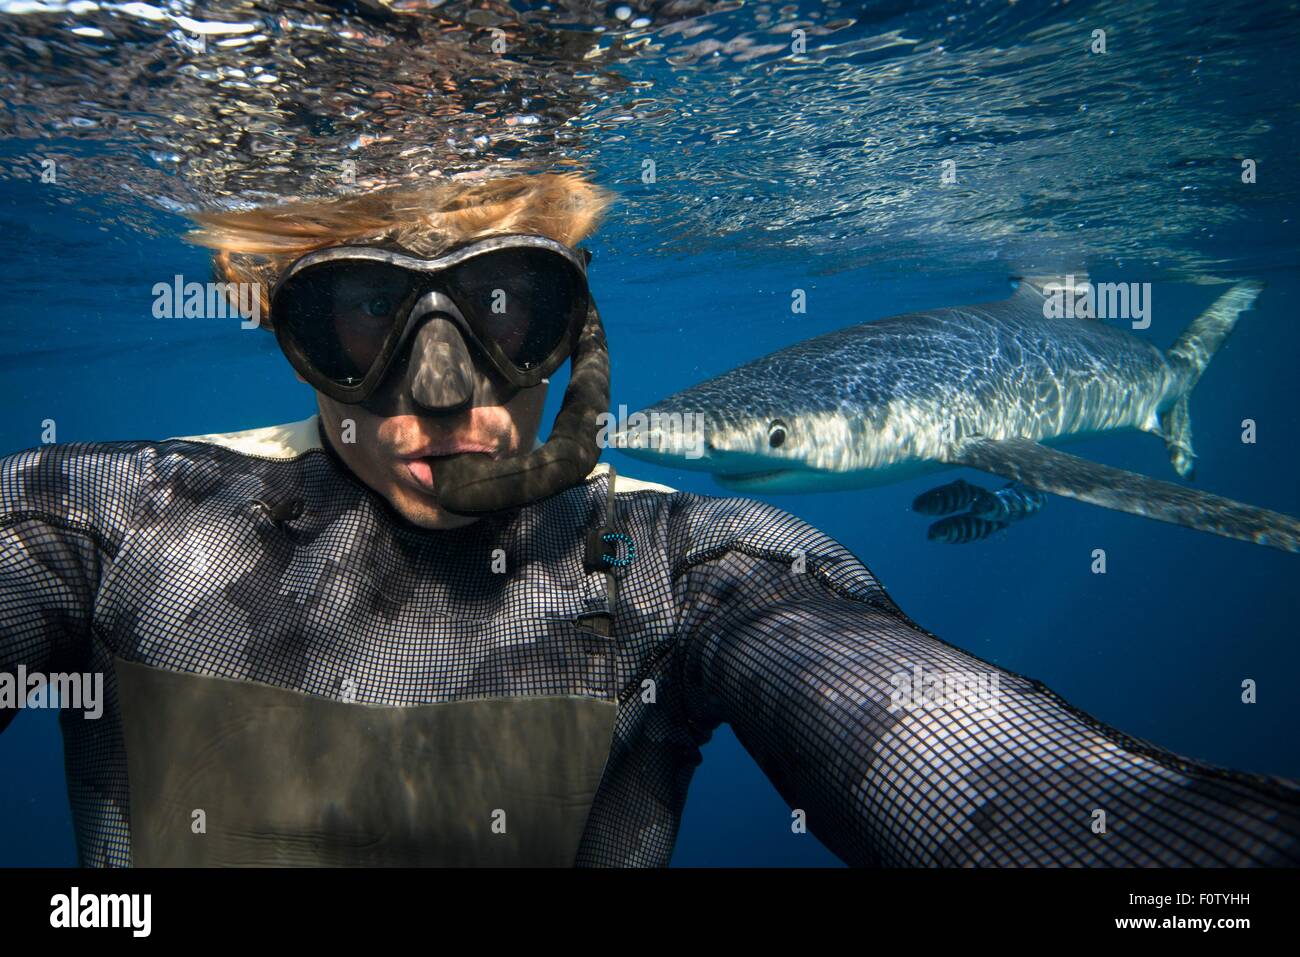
[251,496,305,525]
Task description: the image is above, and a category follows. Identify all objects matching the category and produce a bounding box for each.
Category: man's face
[313,381,549,530]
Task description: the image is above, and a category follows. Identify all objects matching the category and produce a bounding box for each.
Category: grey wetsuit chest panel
[115,657,618,867]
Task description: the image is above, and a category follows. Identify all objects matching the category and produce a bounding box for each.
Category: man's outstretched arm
[0,442,147,735]
[672,541,1300,866]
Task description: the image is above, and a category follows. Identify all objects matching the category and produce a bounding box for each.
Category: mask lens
[445,247,587,371]
[275,261,417,386]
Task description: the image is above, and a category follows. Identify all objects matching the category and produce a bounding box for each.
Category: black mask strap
[433,300,609,514]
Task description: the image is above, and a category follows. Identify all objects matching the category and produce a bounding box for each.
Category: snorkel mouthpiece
[433,301,610,514]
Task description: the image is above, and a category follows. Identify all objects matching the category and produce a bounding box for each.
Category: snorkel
[433,298,609,514]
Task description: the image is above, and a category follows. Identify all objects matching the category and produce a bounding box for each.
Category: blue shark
[615,279,1300,553]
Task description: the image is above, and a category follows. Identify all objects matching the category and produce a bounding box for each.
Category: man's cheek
[517,382,549,422]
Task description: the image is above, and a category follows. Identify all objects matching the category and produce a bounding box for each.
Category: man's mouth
[398,443,500,492]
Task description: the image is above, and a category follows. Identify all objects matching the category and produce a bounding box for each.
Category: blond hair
[186,171,616,330]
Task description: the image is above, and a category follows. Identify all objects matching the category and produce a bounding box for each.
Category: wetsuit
[2,416,1298,866]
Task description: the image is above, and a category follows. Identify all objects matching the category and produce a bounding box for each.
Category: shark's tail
[1159,281,1265,478]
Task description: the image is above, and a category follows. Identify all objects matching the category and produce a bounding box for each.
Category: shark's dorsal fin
[1009,274,1100,319]
[1010,276,1049,301]
[945,436,1300,553]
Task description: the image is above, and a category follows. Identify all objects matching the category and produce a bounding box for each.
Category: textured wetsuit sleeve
[672,508,1300,866]
[0,443,146,733]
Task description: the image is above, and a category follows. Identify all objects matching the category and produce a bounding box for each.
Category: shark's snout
[609,406,714,467]
[611,402,818,492]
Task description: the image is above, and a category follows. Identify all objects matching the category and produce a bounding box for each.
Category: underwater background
[1,0,1297,866]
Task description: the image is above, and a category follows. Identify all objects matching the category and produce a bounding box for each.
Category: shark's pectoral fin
[945,437,1300,554]
[1158,396,1196,479]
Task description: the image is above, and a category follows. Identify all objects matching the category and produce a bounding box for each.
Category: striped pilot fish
[926,514,1011,545]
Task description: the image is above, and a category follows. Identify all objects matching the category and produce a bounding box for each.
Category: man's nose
[405,315,477,413]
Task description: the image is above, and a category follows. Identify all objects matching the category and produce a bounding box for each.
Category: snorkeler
[1,171,1297,866]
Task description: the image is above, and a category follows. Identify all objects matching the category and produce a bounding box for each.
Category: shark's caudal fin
[1160,281,1264,478]
[948,436,1300,554]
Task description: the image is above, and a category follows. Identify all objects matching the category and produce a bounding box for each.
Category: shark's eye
[768,420,787,448]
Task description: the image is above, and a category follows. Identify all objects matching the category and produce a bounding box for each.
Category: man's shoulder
[582,465,845,568]
[588,462,677,496]
[593,470,890,601]
[1,416,326,469]
[163,415,322,460]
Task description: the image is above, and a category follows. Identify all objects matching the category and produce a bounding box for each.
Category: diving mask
[269,233,610,515]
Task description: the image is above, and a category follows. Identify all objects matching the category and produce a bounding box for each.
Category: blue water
[2,0,1299,866]
[2,183,1297,866]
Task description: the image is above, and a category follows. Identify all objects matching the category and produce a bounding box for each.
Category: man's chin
[386,482,480,530]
